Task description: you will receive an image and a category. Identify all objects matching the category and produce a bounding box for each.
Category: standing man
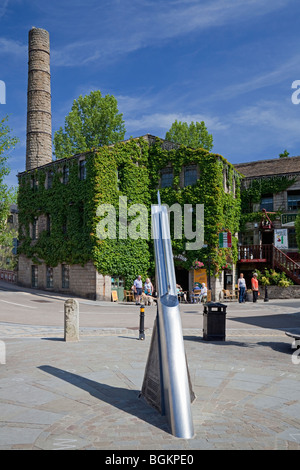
[238,273,246,303]
[133,275,143,305]
[251,273,259,303]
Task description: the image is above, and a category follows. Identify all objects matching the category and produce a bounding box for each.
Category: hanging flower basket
[192,260,204,270]
[222,263,232,271]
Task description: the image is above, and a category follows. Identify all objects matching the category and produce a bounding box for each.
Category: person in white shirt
[133,275,143,305]
[238,273,246,303]
[200,283,207,302]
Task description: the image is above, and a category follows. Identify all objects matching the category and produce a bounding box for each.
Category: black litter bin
[203,302,227,341]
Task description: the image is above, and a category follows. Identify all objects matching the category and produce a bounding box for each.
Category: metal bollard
[264,285,269,302]
[139,304,145,340]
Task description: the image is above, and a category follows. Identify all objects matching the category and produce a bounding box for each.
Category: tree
[279,150,290,158]
[295,213,300,251]
[54,90,126,159]
[165,120,213,151]
[0,116,18,245]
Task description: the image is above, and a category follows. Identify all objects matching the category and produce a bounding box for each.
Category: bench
[222,289,236,301]
[285,331,300,349]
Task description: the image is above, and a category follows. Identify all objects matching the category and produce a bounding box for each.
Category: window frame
[184,164,198,187]
[62,264,70,289]
[260,194,274,212]
[46,266,54,288]
[79,160,87,181]
[160,167,174,188]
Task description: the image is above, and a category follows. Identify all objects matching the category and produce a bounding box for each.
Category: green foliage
[279,150,290,158]
[256,268,293,286]
[0,223,18,270]
[0,116,19,241]
[165,120,213,151]
[53,91,126,159]
[147,138,241,275]
[18,136,241,286]
[295,212,300,250]
[240,175,297,215]
[18,138,151,289]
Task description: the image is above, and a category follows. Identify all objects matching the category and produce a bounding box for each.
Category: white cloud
[230,99,300,145]
[50,0,293,67]
[0,0,9,19]
[0,37,27,58]
[209,54,300,102]
[126,112,228,134]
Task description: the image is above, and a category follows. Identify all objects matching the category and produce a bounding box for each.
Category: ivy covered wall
[147,138,241,276]
[239,175,297,231]
[17,136,241,289]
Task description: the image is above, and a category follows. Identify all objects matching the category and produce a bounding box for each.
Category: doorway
[111,276,125,301]
[261,230,274,245]
[175,267,189,291]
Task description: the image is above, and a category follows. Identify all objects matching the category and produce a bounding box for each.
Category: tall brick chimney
[26,27,52,170]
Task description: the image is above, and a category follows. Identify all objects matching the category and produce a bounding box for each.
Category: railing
[238,244,273,263]
[238,244,300,285]
[0,269,17,283]
[273,246,300,284]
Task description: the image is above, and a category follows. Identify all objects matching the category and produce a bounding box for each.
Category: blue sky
[1,0,300,188]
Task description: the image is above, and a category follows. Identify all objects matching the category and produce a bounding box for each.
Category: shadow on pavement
[230,312,300,331]
[38,365,170,434]
[183,336,256,348]
[257,341,292,355]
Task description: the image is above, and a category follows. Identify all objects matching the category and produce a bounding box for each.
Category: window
[46,214,51,235]
[78,202,84,227]
[161,167,173,188]
[260,195,273,212]
[31,265,38,288]
[32,217,38,240]
[31,175,38,191]
[223,167,229,192]
[62,216,67,235]
[63,165,69,184]
[287,191,300,211]
[184,165,197,187]
[116,168,120,191]
[288,228,297,248]
[62,265,70,289]
[46,266,53,288]
[79,160,86,180]
[47,170,53,189]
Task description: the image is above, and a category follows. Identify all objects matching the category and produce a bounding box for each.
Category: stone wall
[17,255,111,300]
[259,285,300,299]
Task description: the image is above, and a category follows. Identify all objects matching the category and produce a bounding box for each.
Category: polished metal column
[140,195,194,439]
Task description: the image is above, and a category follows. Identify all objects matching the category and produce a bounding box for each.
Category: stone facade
[259,285,300,299]
[17,255,111,300]
[26,27,52,171]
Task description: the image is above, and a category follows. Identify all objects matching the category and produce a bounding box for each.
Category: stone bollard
[64,299,79,342]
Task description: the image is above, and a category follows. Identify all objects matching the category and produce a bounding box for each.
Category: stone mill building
[17,27,241,301]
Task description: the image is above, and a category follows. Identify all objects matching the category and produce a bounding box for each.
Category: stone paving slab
[0,282,300,451]
[0,330,299,450]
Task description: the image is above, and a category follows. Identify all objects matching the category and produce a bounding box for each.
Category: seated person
[142,278,154,305]
[200,283,207,302]
[176,284,187,303]
[191,283,201,303]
